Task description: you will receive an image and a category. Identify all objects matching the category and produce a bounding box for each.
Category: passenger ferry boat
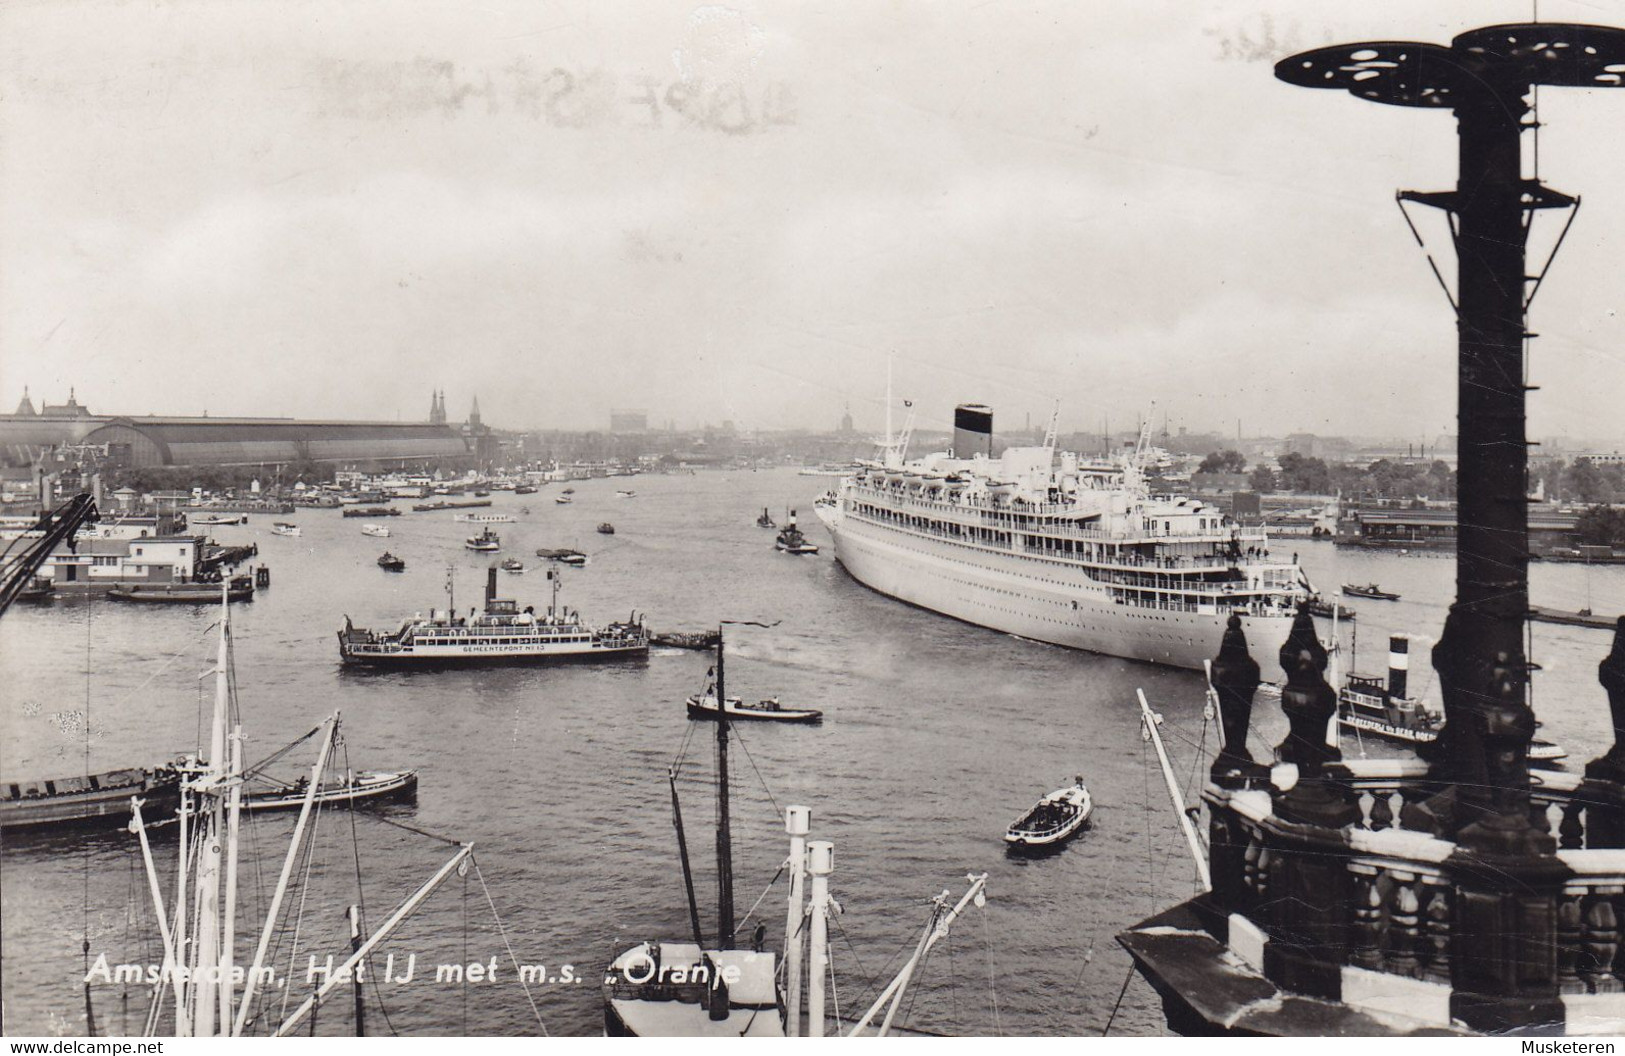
[812,403,1306,670]
[338,566,648,667]
[465,526,501,552]
[454,512,514,523]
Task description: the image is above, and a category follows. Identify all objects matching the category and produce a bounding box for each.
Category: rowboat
[1004,780,1092,852]
[685,694,823,724]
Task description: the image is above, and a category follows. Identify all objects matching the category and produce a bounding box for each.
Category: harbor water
[3,467,1621,1036]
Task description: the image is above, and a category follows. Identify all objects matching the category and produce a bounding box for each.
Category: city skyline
[2,1,1622,440]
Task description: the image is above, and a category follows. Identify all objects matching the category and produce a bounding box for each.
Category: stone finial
[1210,614,1264,787]
[1587,617,1625,785]
[1274,604,1357,827]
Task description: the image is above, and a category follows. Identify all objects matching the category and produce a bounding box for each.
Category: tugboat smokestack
[1387,634,1408,701]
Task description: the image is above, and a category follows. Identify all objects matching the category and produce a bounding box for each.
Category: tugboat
[775,511,819,554]
[597,522,615,535]
[1004,778,1092,853]
[377,552,406,572]
[1338,634,1566,764]
[500,557,526,573]
[337,565,648,667]
[465,526,501,552]
[756,508,776,528]
[1341,582,1400,601]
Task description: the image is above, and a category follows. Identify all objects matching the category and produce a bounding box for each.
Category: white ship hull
[817,504,1294,671]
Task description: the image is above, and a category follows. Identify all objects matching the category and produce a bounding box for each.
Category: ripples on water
[2,469,1621,1036]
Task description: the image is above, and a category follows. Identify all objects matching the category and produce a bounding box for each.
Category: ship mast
[714,628,735,945]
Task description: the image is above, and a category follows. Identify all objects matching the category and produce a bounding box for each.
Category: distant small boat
[1342,583,1399,601]
[563,488,576,494]
[650,630,721,650]
[473,489,491,498]
[685,694,823,724]
[1530,606,1616,630]
[272,522,301,537]
[378,552,406,572]
[515,485,538,495]
[597,523,615,535]
[454,513,514,523]
[360,523,391,538]
[465,526,501,552]
[242,770,418,813]
[501,557,526,573]
[554,495,573,505]
[1307,598,1357,621]
[756,508,776,528]
[536,548,587,565]
[1004,780,1092,851]
[616,490,636,499]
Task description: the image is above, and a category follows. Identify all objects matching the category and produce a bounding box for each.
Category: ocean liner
[813,404,1306,670]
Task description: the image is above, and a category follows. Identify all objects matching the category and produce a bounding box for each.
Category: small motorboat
[536,547,588,565]
[515,485,538,495]
[554,495,573,505]
[1004,779,1092,852]
[360,523,391,538]
[685,694,823,724]
[520,506,531,515]
[756,508,776,528]
[377,552,406,572]
[650,630,722,650]
[597,523,615,535]
[271,522,301,537]
[473,489,491,498]
[1342,583,1400,601]
[500,557,526,573]
[563,487,576,494]
[616,489,636,499]
[242,769,418,813]
[465,526,501,552]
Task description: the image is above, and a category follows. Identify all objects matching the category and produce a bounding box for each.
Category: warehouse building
[82,417,471,470]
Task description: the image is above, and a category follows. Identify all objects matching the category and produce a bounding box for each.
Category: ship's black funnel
[953,404,993,459]
[486,565,497,607]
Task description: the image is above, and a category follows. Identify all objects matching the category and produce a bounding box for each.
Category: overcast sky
[2,0,1622,441]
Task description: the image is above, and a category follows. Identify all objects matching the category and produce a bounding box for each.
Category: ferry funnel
[486,565,497,607]
[953,404,994,459]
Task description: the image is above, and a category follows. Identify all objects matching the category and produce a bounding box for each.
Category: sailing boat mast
[714,628,735,945]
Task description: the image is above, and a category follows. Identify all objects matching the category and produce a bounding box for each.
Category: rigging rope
[471,856,549,1036]
[981,904,1002,1036]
